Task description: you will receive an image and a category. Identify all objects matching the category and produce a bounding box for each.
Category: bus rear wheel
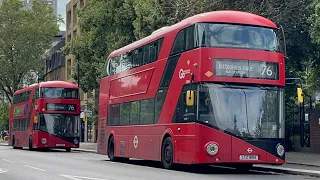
[29,136,34,151]
[161,137,175,169]
[12,137,19,149]
[108,136,118,161]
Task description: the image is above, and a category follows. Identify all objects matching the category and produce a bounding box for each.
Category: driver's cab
[173,84,216,126]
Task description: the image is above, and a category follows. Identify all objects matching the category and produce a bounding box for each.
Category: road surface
[0,144,316,180]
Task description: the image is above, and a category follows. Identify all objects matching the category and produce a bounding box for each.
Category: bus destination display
[214,59,279,80]
[46,103,77,112]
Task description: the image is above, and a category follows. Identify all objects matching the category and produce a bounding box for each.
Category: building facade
[66,0,95,142]
[43,31,66,82]
[0,0,58,16]
[66,0,92,108]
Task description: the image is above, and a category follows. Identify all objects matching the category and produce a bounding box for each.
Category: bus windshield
[198,83,284,139]
[41,88,79,99]
[39,114,80,137]
[197,23,281,52]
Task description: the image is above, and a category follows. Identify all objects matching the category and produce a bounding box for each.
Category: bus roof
[14,81,78,95]
[109,10,278,58]
[39,81,78,89]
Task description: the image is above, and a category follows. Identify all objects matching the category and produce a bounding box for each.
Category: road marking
[60,174,109,180]
[0,168,7,174]
[2,159,15,163]
[24,165,46,172]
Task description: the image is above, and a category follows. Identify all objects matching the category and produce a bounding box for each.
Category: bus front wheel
[161,137,175,169]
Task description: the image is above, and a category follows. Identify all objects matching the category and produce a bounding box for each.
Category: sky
[58,0,69,30]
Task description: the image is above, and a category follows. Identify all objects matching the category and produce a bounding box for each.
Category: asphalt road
[0,145,316,180]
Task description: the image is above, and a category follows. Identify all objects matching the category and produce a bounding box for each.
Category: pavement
[76,142,320,178]
[0,144,315,180]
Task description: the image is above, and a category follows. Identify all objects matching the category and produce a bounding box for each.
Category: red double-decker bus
[9,81,81,152]
[97,11,286,170]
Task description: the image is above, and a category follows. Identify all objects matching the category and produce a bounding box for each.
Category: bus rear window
[41,88,79,99]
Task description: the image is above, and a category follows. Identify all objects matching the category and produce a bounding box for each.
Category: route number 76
[261,65,273,76]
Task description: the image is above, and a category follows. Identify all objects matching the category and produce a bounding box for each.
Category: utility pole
[84,107,88,142]
[77,53,83,142]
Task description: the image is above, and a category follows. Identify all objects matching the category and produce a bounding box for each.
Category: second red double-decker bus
[9,81,81,152]
[98,10,286,170]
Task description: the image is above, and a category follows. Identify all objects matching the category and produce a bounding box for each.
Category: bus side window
[171,30,186,55]
[186,25,196,50]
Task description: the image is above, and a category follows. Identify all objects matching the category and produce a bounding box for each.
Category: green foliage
[0,0,61,103]
[308,0,320,92]
[0,102,9,131]
[63,0,136,93]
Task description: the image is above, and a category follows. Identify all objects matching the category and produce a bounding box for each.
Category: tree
[0,0,61,103]
[64,0,136,93]
[0,101,9,131]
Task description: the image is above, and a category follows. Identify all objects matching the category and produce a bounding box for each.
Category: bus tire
[29,136,34,151]
[66,148,71,152]
[108,136,118,162]
[161,137,175,169]
[12,136,17,149]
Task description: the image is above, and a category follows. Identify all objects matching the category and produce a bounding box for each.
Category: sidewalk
[74,142,97,153]
[77,143,320,166]
[76,143,320,177]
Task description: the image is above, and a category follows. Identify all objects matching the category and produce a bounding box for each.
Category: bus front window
[197,23,280,52]
[39,114,80,137]
[41,88,79,99]
[198,83,284,139]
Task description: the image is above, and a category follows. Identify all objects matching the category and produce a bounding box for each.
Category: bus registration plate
[239,155,258,160]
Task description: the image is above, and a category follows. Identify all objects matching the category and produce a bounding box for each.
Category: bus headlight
[41,138,47,144]
[276,143,285,157]
[205,142,219,156]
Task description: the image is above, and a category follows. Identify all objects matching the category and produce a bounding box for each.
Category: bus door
[172,84,197,164]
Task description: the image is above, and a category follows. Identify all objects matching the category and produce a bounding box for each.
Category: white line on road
[2,159,15,163]
[24,165,46,172]
[60,174,109,180]
[0,168,8,174]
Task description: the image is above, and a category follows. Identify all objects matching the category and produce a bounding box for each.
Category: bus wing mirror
[297,88,303,103]
[186,90,195,106]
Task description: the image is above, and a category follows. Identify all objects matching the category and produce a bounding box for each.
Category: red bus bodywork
[9,81,81,151]
[98,11,286,169]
